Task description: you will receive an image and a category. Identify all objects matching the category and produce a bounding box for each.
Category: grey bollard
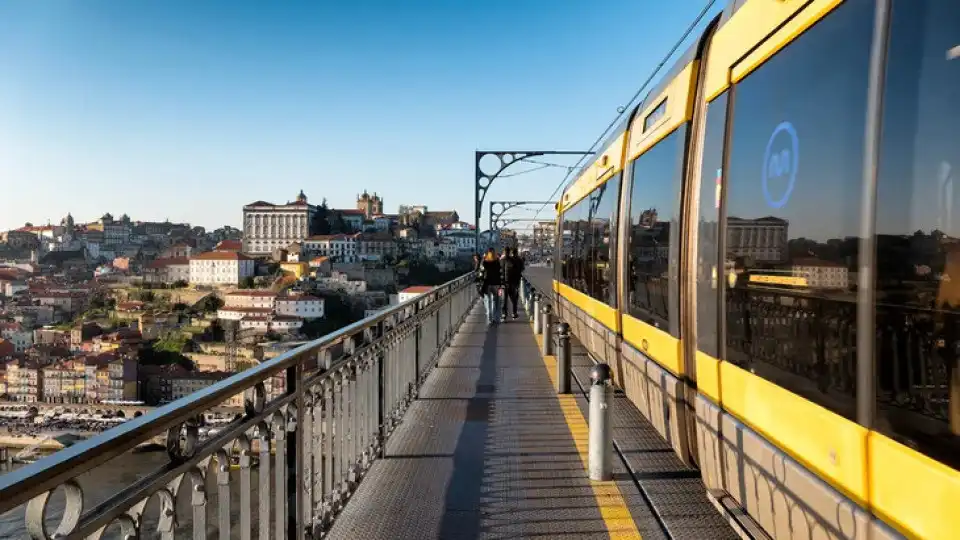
[556,322,571,394]
[533,294,542,334]
[542,304,554,356]
[588,363,614,481]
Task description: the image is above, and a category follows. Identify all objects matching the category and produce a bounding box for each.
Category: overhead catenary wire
[530,0,720,224]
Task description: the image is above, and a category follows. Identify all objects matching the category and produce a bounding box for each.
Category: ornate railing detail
[0,272,477,539]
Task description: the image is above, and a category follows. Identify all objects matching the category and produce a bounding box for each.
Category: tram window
[560,199,584,290]
[721,0,873,420]
[560,177,621,306]
[695,92,728,358]
[585,175,621,306]
[873,0,960,470]
[627,126,687,332]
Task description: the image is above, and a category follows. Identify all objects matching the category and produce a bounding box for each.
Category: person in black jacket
[480,248,503,324]
[501,247,524,319]
[472,252,483,294]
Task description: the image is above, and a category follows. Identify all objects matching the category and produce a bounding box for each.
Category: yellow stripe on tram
[532,327,643,540]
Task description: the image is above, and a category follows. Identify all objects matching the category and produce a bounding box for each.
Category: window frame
[714,0,878,423]
[623,125,689,335]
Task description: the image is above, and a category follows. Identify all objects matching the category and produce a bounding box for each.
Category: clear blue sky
[0,0,721,232]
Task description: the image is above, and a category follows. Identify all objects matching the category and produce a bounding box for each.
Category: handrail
[0,271,478,538]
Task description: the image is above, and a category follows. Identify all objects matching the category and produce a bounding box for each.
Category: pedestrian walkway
[326,300,737,539]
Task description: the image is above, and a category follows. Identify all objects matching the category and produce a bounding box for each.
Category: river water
[0,450,282,539]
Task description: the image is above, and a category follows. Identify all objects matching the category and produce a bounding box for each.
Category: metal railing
[0,272,478,539]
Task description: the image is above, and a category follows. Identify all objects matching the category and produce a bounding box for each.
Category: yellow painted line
[532,328,643,539]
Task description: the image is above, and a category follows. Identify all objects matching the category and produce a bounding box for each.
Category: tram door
[679,19,721,468]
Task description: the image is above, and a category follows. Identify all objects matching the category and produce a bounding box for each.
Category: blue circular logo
[762,121,799,209]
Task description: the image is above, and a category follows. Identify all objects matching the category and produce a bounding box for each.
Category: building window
[873,0,960,470]
[626,127,686,333]
[721,0,873,420]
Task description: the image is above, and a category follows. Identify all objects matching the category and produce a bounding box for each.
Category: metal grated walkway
[326,300,736,540]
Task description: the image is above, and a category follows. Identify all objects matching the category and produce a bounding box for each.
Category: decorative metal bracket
[475,151,593,245]
[488,201,557,232]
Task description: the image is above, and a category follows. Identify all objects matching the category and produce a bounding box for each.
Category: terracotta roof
[191,251,254,261]
[401,286,433,294]
[221,307,274,314]
[147,256,190,269]
[245,200,275,207]
[0,339,14,357]
[215,240,242,251]
[116,301,145,311]
[226,290,276,297]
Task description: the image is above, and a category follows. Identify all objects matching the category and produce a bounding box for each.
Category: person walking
[480,248,503,325]
[472,252,484,295]
[501,247,524,319]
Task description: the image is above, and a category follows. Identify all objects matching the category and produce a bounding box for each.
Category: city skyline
[0,0,720,232]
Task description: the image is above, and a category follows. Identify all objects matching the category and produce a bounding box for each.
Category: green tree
[197,295,224,313]
[240,276,256,289]
[310,199,332,235]
[172,279,188,288]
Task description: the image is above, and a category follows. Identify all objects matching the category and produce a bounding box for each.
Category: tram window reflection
[874,0,960,470]
[721,0,873,421]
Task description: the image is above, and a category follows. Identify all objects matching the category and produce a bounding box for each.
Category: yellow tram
[552,1,959,539]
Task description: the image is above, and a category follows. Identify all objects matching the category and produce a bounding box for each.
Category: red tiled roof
[0,339,14,357]
[226,290,276,297]
[116,301,145,311]
[220,307,274,314]
[192,251,254,261]
[215,240,242,251]
[147,257,190,269]
[401,286,433,293]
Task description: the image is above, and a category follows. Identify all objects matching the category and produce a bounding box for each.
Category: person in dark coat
[480,248,503,324]
[501,247,524,319]
[473,252,483,294]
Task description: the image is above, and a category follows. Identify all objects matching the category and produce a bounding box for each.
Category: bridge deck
[326,300,736,540]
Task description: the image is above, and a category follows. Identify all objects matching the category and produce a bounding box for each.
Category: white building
[189,251,255,286]
[0,322,33,352]
[303,234,359,263]
[791,259,849,289]
[239,315,303,334]
[144,257,190,285]
[275,295,325,319]
[727,216,788,263]
[3,281,27,297]
[224,290,277,309]
[439,230,477,254]
[315,272,367,294]
[217,307,274,321]
[424,239,458,260]
[242,190,317,256]
[398,286,433,303]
